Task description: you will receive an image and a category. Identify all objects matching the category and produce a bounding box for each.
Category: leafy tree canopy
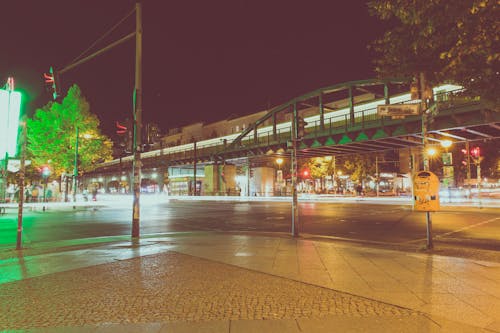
[304,157,336,179]
[342,154,377,183]
[27,85,113,176]
[368,0,499,105]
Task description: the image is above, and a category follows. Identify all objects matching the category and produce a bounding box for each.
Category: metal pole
[466,141,471,199]
[477,161,482,208]
[291,103,299,237]
[246,157,250,197]
[420,72,429,172]
[426,211,433,249]
[132,2,142,238]
[16,118,27,250]
[73,127,79,204]
[375,155,379,197]
[420,72,434,249]
[2,152,7,203]
[193,141,197,195]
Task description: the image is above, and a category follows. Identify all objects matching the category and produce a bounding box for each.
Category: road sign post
[413,171,440,249]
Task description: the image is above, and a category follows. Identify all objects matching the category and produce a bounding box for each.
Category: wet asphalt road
[1,200,499,251]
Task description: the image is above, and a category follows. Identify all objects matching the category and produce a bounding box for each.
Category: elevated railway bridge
[85,79,499,195]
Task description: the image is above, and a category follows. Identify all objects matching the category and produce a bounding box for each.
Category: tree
[27,85,113,176]
[368,0,499,105]
[342,154,377,184]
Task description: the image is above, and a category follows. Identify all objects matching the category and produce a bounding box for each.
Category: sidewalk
[1,232,499,332]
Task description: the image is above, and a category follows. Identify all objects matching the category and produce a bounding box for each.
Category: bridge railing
[229,87,467,150]
[100,87,469,168]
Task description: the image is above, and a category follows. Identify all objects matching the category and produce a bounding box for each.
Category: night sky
[2,1,386,138]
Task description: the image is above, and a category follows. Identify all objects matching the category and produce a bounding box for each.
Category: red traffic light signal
[301,168,311,178]
[43,66,60,100]
[116,121,128,135]
[470,147,481,158]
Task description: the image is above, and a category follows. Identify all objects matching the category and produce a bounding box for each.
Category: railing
[98,87,471,168]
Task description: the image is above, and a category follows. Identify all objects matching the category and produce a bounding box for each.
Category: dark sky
[2,1,386,137]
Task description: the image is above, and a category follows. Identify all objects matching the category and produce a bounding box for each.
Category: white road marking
[436,217,500,238]
[403,216,500,243]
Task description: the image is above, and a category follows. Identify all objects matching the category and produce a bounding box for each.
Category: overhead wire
[65,7,135,69]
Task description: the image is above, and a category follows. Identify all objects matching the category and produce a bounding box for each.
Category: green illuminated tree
[368,0,499,104]
[27,85,113,176]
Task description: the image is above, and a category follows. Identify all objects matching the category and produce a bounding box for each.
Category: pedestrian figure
[356,184,363,196]
[25,188,31,203]
[46,188,53,202]
[91,187,98,201]
[31,186,39,202]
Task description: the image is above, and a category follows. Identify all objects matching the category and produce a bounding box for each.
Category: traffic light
[301,168,311,179]
[461,148,468,166]
[41,166,51,178]
[297,116,307,139]
[470,147,481,159]
[116,121,127,135]
[43,66,60,100]
[116,119,133,153]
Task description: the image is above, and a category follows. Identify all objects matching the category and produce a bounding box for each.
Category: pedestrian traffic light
[116,121,128,135]
[297,116,307,139]
[41,166,51,178]
[43,66,60,100]
[470,147,481,159]
[116,119,133,153]
[460,148,468,166]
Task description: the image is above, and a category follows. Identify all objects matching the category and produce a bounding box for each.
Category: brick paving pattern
[0,252,416,330]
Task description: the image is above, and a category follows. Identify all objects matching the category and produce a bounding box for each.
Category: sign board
[0,89,22,158]
[7,159,31,172]
[441,152,453,166]
[377,104,420,117]
[413,171,440,212]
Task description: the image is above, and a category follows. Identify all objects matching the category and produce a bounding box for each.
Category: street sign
[413,171,440,212]
[377,104,420,117]
[7,159,31,172]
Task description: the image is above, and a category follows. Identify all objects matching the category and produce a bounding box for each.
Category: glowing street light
[440,140,452,149]
[276,157,283,168]
[426,147,437,157]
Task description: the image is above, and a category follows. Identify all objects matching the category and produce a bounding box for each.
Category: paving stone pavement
[1,232,499,332]
[0,251,418,330]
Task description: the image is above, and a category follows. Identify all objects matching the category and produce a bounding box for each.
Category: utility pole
[419,72,434,250]
[132,1,143,238]
[375,155,379,197]
[16,118,27,250]
[291,103,299,237]
[193,141,197,195]
[420,72,429,172]
[465,140,471,199]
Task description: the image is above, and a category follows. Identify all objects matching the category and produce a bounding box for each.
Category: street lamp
[426,147,437,170]
[441,140,452,149]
